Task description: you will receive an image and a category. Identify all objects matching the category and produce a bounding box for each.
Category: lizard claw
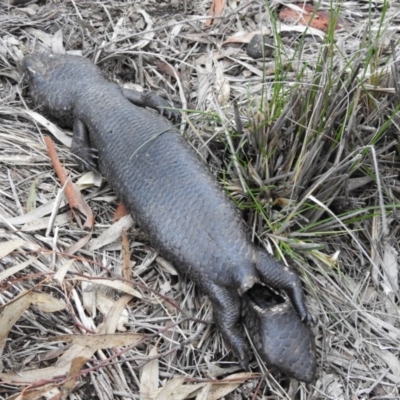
[71,146,99,171]
[159,108,180,123]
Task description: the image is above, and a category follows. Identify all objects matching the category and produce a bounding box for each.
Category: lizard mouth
[244,283,286,312]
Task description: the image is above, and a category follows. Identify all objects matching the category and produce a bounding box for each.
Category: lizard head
[21,53,78,126]
[242,284,317,383]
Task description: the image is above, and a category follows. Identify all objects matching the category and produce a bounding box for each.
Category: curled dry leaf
[121,229,131,281]
[279,3,343,32]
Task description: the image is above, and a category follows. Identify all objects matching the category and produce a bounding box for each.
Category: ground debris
[1,0,400,398]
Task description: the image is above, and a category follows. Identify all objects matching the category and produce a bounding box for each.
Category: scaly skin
[22,53,316,380]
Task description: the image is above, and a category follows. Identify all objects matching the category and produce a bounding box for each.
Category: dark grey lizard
[22,52,316,382]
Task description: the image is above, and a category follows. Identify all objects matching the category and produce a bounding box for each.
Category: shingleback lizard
[22,52,317,382]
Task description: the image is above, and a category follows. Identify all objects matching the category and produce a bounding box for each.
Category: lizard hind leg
[205,282,251,369]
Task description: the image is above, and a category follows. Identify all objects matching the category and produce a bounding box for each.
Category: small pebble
[246,35,274,59]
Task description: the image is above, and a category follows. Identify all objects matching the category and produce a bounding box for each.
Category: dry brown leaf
[52,333,144,348]
[6,198,67,226]
[71,275,143,299]
[154,377,186,400]
[381,242,399,295]
[26,177,38,212]
[156,257,178,276]
[140,346,159,400]
[4,385,60,400]
[222,31,254,45]
[2,365,70,384]
[53,259,75,284]
[207,372,253,399]
[13,5,38,17]
[61,356,88,398]
[87,214,134,250]
[222,28,270,45]
[278,22,325,39]
[0,292,66,360]
[0,256,37,281]
[0,239,26,259]
[373,348,400,383]
[195,383,211,400]
[30,292,67,312]
[100,294,132,333]
[21,212,69,232]
[24,109,72,147]
[51,29,65,54]
[5,346,94,386]
[131,9,155,50]
[150,383,205,400]
[0,154,46,165]
[76,171,102,189]
[65,232,92,255]
[25,27,53,46]
[0,292,32,359]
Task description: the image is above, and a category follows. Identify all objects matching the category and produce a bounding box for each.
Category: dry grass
[1,0,400,399]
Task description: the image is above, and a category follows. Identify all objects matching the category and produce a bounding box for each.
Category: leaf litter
[1,0,400,399]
